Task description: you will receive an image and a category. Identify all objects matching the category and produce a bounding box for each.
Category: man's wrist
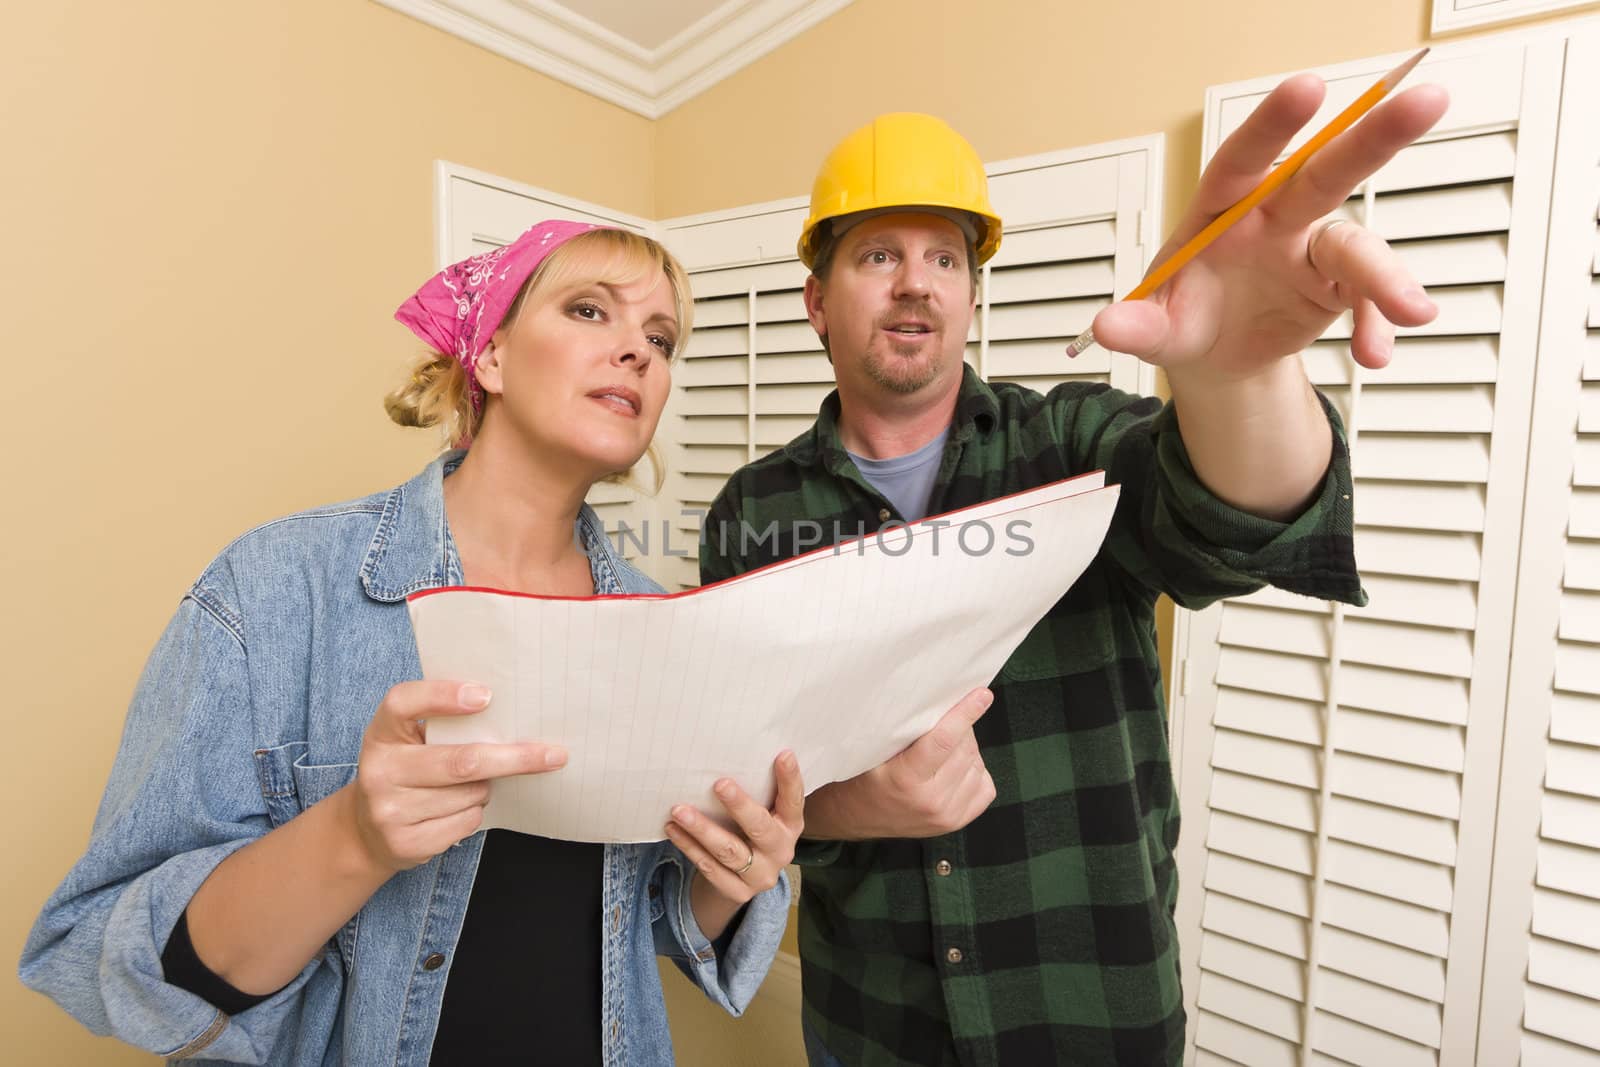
[801,779,867,842]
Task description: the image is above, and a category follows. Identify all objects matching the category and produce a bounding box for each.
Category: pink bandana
[395,219,604,412]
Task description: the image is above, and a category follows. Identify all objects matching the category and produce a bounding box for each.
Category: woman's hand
[348,680,568,873]
[665,750,804,941]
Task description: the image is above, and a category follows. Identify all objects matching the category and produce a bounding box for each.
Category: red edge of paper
[406,469,1113,605]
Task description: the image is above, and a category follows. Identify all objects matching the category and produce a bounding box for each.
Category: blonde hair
[385,229,693,492]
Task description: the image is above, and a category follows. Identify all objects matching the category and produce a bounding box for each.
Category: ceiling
[374,0,856,118]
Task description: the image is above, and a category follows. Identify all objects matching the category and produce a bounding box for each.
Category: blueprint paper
[409,473,1119,842]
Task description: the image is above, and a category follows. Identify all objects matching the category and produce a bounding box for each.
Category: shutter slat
[1394,232,1509,286]
[754,322,822,355]
[1342,617,1475,679]
[1214,681,1323,746]
[1318,925,1447,1004]
[1372,131,1518,192]
[1315,967,1442,1048]
[986,298,1105,341]
[1354,527,1482,582]
[1531,885,1600,951]
[1544,742,1600,802]
[1332,709,1465,774]
[1523,984,1600,1053]
[1204,853,1312,917]
[1550,692,1600,747]
[1196,1012,1301,1067]
[1198,972,1304,1043]
[1535,839,1600,901]
[1358,573,1478,629]
[1355,481,1485,533]
[1541,792,1600,855]
[1324,839,1454,912]
[1321,882,1451,959]
[1201,932,1309,999]
[1330,750,1462,820]
[754,352,834,385]
[988,259,1115,303]
[1326,794,1458,867]
[1312,1009,1437,1067]
[1371,182,1512,242]
[1351,433,1491,484]
[1355,384,1496,433]
[1564,540,1600,593]
[1207,811,1315,875]
[1203,893,1309,961]
[987,221,1117,268]
[1208,769,1319,833]
[985,338,1112,377]
[1216,648,1327,703]
[1338,662,1472,726]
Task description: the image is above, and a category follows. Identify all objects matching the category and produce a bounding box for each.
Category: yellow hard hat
[797,113,1003,269]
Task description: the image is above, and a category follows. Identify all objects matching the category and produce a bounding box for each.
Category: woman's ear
[475,336,506,397]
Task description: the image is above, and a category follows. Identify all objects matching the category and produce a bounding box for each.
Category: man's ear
[803,274,828,353]
[475,334,507,397]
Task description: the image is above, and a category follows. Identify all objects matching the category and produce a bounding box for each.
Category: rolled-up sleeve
[18,590,325,1062]
[1053,385,1367,611]
[649,846,790,1017]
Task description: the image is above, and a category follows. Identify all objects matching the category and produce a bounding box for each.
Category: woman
[20,221,802,1065]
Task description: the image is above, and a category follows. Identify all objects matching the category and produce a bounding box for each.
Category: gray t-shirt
[847,428,950,523]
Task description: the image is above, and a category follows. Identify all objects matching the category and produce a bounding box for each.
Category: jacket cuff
[652,850,790,1017]
[98,842,322,1062]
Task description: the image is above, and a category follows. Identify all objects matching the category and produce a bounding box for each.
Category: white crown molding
[373,0,854,118]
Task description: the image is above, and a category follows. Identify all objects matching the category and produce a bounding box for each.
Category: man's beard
[860,301,949,395]
[862,339,945,395]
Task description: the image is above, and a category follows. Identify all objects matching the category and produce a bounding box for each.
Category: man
[701,82,1447,1065]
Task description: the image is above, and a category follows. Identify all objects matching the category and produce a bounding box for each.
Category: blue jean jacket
[19,453,789,1065]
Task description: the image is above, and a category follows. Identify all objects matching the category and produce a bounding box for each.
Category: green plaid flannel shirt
[699,365,1365,1066]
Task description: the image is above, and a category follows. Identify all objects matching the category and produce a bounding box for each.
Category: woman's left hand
[666,750,804,934]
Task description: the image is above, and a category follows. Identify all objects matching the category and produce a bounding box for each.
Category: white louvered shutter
[659,138,1164,590]
[1169,38,1567,1067]
[1477,26,1600,1067]
[432,165,664,575]
[657,203,814,591]
[978,143,1160,397]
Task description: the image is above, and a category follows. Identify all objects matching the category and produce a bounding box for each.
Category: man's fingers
[1171,73,1325,247]
[1267,84,1450,229]
[1311,222,1437,328]
[395,740,568,787]
[903,689,994,776]
[369,680,495,742]
[1350,297,1398,371]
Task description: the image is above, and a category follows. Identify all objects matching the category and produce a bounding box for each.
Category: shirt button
[611,1018,621,1041]
[935,859,953,876]
[878,508,892,522]
[946,947,964,964]
[612,905,623,932]
[422,953,446,971]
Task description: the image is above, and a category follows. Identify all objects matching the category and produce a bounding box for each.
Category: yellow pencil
[1064,46,1431,358]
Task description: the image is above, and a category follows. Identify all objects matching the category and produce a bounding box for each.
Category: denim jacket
[20,452,790,1065]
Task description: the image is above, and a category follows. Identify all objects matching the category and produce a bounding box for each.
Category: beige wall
[9,0,1592,1063]
[2,2,651,1061]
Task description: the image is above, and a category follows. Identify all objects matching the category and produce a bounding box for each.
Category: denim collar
[358,451,462,603]
[359,451,627,602]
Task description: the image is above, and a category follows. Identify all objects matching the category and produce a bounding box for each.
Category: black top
[162,829,605,1064]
